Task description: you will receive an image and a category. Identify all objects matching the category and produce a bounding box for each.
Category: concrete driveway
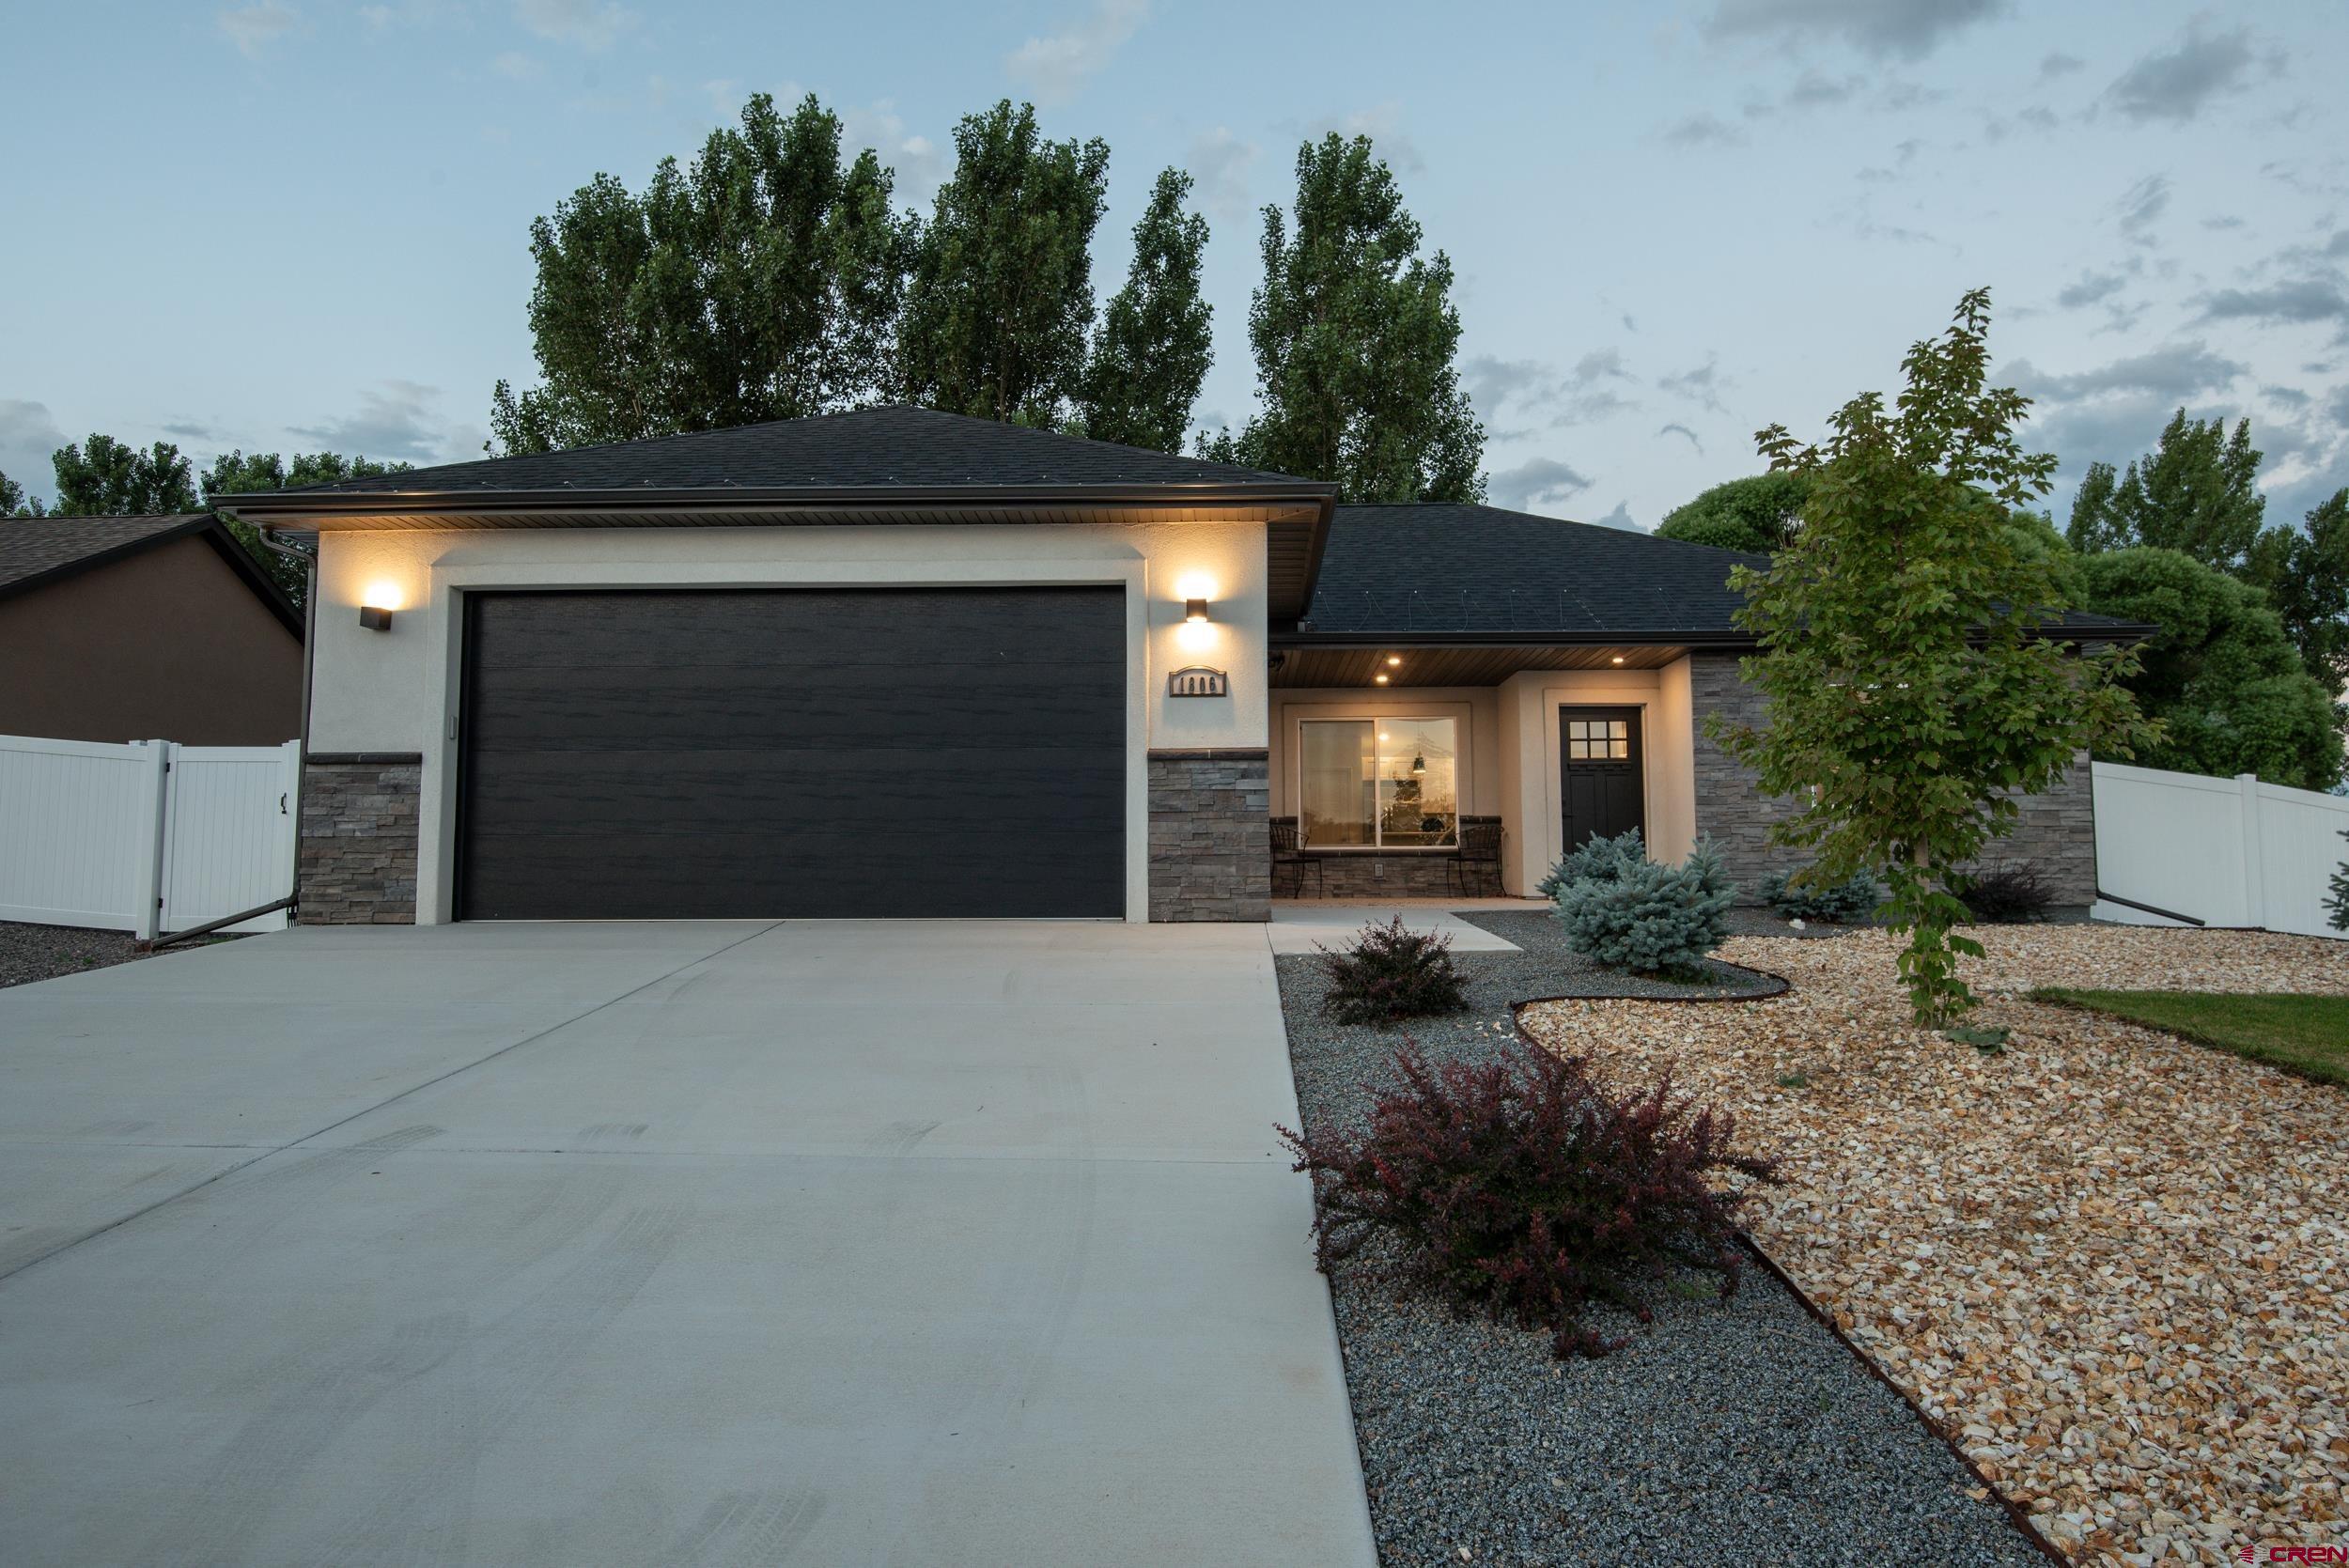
[0,922,1376,1567]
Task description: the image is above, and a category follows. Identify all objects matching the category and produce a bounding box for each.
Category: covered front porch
[1265,641,1708,901]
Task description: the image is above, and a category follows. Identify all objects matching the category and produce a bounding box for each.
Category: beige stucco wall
[308,519,1268,924]
[1494,660,1698,894]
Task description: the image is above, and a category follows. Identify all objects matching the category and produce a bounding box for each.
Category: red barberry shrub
[1278,1044,1779,1356]
[1316,916,1471,1026]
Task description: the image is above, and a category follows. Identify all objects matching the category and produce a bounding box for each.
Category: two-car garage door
[456,587,1127,920]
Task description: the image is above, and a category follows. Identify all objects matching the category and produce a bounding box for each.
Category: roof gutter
[1271,621,2160,649]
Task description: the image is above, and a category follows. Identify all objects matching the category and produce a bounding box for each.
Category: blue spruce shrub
[1536,828,1646,899]
[1553,836,1738,976]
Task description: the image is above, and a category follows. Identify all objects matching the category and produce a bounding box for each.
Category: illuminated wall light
[359,582,402,632]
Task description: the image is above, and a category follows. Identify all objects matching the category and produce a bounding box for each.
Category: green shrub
[1536,828,1645,899]
[1317,917,1471,1026]
[1759,866,1882,924]
[1553,838,1737,977]
[1958,862,2051,924]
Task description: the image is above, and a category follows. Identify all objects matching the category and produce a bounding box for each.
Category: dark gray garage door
[457,587,1126,920]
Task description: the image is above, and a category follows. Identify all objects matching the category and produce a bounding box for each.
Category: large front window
[1299,717,1459,847]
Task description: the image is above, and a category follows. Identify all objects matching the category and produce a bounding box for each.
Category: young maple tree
[1712,288,2155,1024]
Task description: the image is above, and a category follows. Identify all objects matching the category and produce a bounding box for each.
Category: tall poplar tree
[1076,168,1212,453]
[1207,133,1483,502]
[898,101,1112,427]
[489,93,913,455]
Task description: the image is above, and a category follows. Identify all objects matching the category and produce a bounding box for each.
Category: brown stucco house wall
[0,519,303,746]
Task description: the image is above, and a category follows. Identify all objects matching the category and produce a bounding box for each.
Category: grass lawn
[2030,987,2349,1087]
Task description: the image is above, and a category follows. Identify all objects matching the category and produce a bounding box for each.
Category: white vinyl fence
[0,734,301,939]
[2092,760,2349,939]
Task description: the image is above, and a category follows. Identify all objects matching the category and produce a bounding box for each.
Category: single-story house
[0,513,303,747]
[216,407,2144,926]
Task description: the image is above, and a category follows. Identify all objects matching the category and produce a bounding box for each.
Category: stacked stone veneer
[298,753,421,924]
[1689,652,2098,906]
[1268,815,1505,898]
[1148,750,1270,922]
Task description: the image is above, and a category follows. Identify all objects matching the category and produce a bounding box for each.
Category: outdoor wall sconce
[359,581,401,632]
[1184,598,1209,623]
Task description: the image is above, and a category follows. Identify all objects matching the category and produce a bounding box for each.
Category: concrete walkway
[1267,896,1546,955]
[0,922,1377,1567]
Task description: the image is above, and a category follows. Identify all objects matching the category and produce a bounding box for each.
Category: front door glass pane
[1300,720,1374,846]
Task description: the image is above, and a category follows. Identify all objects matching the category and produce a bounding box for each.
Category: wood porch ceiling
[1269,644,1690,688]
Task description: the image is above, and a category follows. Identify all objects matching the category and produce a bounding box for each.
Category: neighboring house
[0,514,303,747]
[216,407,2145,926]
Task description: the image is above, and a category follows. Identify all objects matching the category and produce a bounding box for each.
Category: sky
[4,0,2345,535]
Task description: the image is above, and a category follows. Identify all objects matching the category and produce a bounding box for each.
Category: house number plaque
[1168,666,1230,698]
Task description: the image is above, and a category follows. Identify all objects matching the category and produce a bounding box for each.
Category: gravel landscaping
[0,921,149,989]
[1277,930,2044,1567]
[1518,924,2349,1566]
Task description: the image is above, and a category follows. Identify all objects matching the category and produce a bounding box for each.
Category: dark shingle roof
[1299,502,2147,641]
[1300,504,1768,636]
[0,515,212,594]
[279,405,1306,495]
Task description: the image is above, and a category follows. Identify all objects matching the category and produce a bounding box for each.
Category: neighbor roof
[0,513,303,637]
[264,405,1307,495]
[1291,502,2150,644]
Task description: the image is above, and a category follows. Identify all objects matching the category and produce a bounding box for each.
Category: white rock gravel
[1519,924,2349,1567]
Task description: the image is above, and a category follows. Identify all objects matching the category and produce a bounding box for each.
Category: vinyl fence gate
[0,734,302,939]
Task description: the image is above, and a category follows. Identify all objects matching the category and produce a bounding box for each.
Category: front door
[1559,706,1645,852]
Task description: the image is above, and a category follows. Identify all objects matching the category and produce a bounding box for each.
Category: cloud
[2104,21,2269,123]
[1004,0,1147,103]
[2006,341,2247,403]
[1662,111,1745,147]
[2056,269,2128,309]
[1463,349,1637,428]
[0,398,66,501]
[1657,422,1703,454]
[2196,277,2349,331]
[2115,173,2170,245]
[1185,128,1258,224]
[161,421,223,441]
[1705,0,2005,61]
[217,2,298,57]
[1657,358,1728,413]
[288,380,456,462]
[1304,102,1423,174]
[491,50,541,79]
[514,0,631,51]
[1588,501,1642,532]
[1486,457,1595,513]
[2039,51,2085,78]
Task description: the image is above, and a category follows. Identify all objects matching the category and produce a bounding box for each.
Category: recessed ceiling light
[1386,655,1402,666]
[1374,673,1390,684]
[1610,655,1626,665]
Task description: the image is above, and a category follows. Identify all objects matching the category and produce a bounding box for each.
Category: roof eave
[212,479,1337,521]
